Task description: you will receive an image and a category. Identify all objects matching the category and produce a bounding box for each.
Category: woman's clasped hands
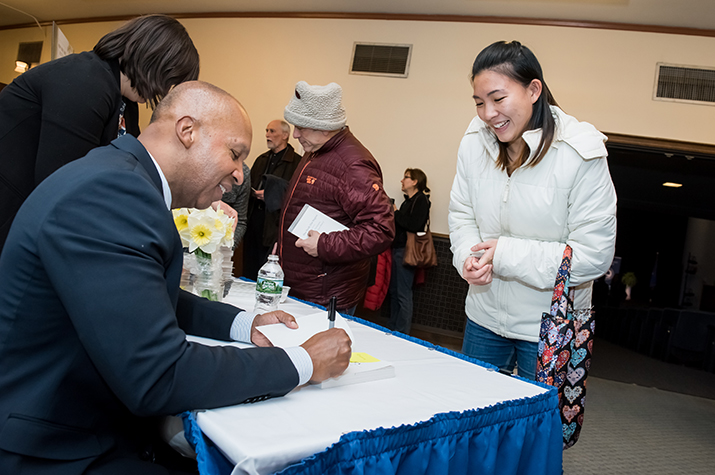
[462,239,498,285]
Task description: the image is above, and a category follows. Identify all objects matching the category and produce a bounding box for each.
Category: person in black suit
[0,81,351,475]
[243,120,302,279]
[0,14,200,252]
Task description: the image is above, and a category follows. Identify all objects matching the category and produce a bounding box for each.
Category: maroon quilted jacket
[278,127,395,310]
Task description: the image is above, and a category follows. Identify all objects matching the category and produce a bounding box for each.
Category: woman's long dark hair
[405,168,430,194]
[471,40,558,171]
[94,14,200,108]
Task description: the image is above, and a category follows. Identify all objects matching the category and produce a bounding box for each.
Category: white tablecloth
[189,281,551,475]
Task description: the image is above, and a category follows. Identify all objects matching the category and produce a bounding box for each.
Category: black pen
[327,296,337,329]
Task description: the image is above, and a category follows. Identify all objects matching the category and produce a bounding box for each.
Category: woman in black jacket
[0,14,200,251]
[387,168,431,334]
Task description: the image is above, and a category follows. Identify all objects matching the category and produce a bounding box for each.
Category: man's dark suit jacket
[248,144,302,248]
[0,135,298,474]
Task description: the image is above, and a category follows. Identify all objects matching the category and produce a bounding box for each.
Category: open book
[256,312,394,388]
[255,310,355,346]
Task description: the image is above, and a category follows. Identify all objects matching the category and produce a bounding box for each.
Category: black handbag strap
[408,192,430,233]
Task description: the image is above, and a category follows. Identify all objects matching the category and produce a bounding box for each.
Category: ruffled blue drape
[183,313,563,475]
[275,389,561,475]
[182,411,235,475]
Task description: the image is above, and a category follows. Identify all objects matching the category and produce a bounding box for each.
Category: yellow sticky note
[350,352,380,363]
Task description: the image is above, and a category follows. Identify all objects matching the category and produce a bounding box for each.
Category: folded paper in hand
[288,204,348,240]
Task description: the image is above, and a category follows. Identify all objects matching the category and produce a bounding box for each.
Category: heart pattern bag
[536,245,595,449]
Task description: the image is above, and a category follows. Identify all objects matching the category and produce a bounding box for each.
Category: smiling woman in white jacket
[449,41,617,380]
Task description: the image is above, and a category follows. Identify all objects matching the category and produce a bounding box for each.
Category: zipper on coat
[502,177,511,202]
[498,169,519,332]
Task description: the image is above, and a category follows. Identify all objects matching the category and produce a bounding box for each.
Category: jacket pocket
[0,413,102,460]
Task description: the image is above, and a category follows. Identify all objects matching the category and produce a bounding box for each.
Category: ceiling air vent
[17,41,43,64]
[654,63,715,105]
[350,43,412,78]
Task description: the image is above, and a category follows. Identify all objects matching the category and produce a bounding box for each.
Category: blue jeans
[461,318,538,380]
[387,247,416,334]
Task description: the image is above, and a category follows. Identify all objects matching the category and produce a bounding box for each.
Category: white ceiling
[1,0,714,31]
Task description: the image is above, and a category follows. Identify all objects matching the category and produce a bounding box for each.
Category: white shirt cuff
[230,311,313,386]
[229,311,256,343]
[282,346,314,386]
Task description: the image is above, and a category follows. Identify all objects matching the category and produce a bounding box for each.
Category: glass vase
[183,248,226,302]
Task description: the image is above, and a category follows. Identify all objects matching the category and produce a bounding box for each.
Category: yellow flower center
[174,215,188,231]
[190,224,213,246]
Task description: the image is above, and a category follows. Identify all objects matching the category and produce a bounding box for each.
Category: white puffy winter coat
[449,106,617,342]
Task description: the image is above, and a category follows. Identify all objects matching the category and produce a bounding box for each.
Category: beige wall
[2,17,715,233]
[0,25,49,77]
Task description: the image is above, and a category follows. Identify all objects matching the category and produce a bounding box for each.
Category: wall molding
[605,132,715,158]
[2,11,715,38]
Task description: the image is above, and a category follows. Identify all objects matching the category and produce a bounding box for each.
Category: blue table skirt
[183,316,563,475]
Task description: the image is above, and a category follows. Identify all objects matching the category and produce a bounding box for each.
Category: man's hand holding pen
[301,328,351,383]
[252,296,351,384]
[302,296,350,383]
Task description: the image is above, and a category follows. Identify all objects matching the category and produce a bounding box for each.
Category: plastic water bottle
[254,254,284,312]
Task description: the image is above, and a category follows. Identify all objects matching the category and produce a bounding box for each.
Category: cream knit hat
[284,81,347,131]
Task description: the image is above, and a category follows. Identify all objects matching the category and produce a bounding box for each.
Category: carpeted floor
[564,338,715,474]
[562,377,715,474]
[589,338,715,400]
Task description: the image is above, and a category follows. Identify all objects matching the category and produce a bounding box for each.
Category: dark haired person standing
[0,14,200,251]
[449,41,616,379]
[387,168,431,334]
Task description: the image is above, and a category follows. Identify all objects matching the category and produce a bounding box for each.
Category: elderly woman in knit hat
[277,81,395,315]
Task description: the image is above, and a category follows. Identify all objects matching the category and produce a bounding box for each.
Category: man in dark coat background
[243,120,301,279]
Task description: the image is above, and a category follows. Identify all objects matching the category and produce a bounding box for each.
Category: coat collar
[281,143,300,162]
[109,135,164,195]
[310,126,350,157]
[464,106,607,162]
[403,189,430,205]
